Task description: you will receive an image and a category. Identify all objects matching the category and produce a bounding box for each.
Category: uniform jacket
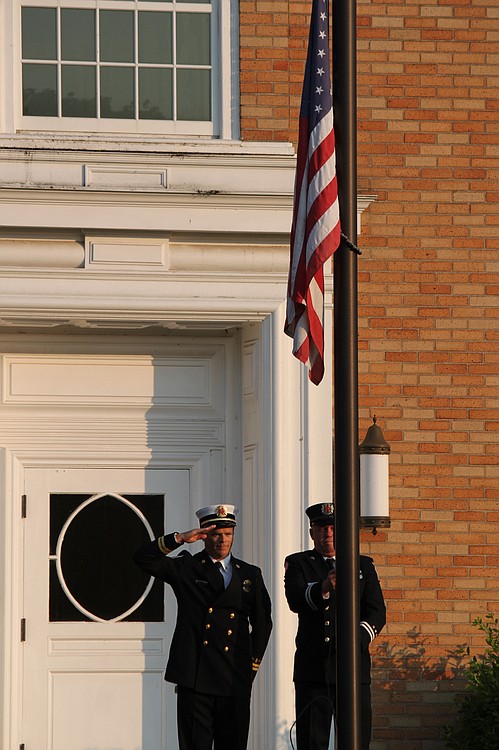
[284,550,386,685]
[134,533,272,697]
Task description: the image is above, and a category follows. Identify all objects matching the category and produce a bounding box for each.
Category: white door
[22,467,191,750]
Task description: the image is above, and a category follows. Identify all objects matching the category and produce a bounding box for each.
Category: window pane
[138,12,172,64]
[61,9,95,62]
[100,11,134,63]
[176,13,210,66]
[22,7,57,60]
[62,66,96,117]
[177,68,211,121]
[100,67,134,118]
[21,4,217,126]
[139,68,172,120]
[49,493,165,623]
[23,64,57,116]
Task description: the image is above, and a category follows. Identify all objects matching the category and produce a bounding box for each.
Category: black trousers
[295,682,372,750]
[177,686,251,750]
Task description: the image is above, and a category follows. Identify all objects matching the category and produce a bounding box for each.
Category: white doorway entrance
[1,324,332,750]
[22,467,190,750]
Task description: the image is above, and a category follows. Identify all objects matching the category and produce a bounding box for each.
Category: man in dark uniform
[133,503,272,750]
[284,502,386,750]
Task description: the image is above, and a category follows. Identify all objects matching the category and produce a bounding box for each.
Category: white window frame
[1,0,239,140]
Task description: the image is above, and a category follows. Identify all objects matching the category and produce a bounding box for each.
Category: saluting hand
[176,525,216,544]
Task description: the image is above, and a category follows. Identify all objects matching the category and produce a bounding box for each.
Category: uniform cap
[196,504,238,528]
[305,502,335,526]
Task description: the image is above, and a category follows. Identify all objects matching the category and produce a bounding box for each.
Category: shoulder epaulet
[233,558,259,574]
[360,554,374,563]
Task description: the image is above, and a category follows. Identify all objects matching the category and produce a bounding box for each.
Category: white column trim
[244,290,333,749]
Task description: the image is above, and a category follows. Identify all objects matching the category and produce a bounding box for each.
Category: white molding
[83,165,169,191]
[241,302,333,750]
[0,188,295,234]
[0,271,289,328]
[0,451,24,750]
[228,0,241,141]
[84,235,169,272]
[0,135,295,156]
[0,311,334,750]
[0,238,85,268]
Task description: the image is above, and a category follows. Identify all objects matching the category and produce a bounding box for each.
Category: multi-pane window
[20,1,214,132]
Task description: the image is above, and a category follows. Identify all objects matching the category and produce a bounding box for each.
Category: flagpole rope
[340,232,362,255]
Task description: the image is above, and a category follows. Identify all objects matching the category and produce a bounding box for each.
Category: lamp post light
[359,416,391,533]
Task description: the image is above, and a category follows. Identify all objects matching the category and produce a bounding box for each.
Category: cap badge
[216,505,228,518]
[321,503,334,516]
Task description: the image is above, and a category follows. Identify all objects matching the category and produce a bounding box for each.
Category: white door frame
[0,307,333,750]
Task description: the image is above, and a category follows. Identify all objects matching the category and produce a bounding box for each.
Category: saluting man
[284,503,386,750]
[133,504,272,750]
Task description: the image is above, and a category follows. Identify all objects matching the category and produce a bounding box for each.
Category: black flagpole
[332,0,362,747]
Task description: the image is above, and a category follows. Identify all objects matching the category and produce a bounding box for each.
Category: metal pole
[332,0,361,747]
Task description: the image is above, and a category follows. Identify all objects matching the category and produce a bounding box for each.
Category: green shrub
[444,614,499,749]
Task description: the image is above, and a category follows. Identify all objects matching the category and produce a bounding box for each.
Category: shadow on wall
[370,628,468,750]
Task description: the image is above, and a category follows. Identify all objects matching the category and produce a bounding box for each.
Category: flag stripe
[284,0,341,385]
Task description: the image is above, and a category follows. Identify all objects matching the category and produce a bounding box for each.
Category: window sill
[0,132,295,158]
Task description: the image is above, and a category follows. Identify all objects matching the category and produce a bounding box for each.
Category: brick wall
[241,1,498,748]
[357,1,498,746]
[240,1,310,141]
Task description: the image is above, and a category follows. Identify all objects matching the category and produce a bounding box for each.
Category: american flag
[284,0,341,385]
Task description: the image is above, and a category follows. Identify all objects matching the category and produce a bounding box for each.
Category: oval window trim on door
[54,492,156,623]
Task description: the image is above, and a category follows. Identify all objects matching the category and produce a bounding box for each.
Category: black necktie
[325,558,335,571]
[215,561,225,587]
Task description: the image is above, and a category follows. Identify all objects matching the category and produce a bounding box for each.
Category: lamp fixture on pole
[359,416,390,533]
